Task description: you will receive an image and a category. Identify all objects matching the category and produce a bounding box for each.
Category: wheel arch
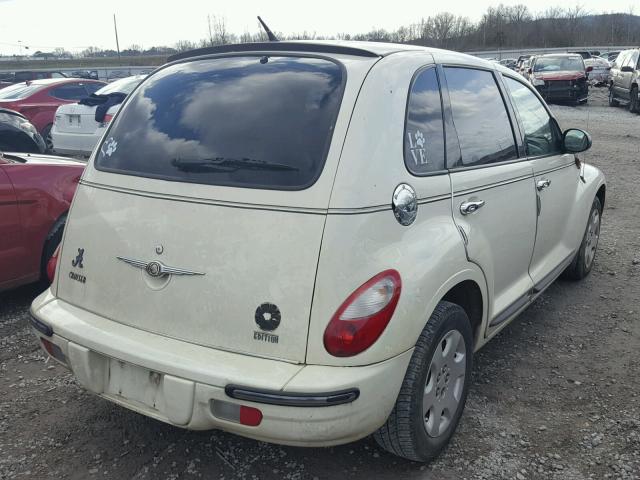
[596,184,606,211]
[39,211,67,278]
[426,267,489,352]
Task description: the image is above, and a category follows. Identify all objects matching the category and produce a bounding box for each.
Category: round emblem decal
[145,261,163,277]
[255,303,281,331]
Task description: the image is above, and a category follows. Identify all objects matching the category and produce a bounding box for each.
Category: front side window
[504,77,562,157]
[95,56,345,190]
[625,51,639,69]
[50,83,89,100]
[404,66,445,174]
[444,67,517,168]
[615,51,629,69]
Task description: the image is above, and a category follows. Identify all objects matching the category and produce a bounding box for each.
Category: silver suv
[609,48,640,112]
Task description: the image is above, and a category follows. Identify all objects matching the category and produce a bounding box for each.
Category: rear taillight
[46,245,60,283]
[103,114,113,124]
[324,270,401,357]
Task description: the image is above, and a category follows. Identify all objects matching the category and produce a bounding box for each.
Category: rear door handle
[460,200,485,215]
[536,179,552,191]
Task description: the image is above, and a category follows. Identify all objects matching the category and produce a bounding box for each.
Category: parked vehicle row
[52,74,146,156]
[26,41,604,463]
[0,78,105,151]
[0,70,68,89]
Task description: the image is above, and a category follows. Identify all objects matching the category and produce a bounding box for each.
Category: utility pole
[113,14,121,62]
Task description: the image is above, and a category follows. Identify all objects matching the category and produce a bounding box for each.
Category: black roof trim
[167,42,380,62]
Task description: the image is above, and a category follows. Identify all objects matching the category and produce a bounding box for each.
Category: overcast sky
[0,0,637,54]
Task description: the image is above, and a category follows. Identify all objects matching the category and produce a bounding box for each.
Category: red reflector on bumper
[239,405,263,426]
[211,400,262,427]
[41,338,66,364]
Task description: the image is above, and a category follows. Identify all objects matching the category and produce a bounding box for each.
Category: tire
[374,301,473,462]
[42,123,54,153]
[40,214,66,282]
[630,86,639,113]
[563,196,602,281]
[609,88,619,107]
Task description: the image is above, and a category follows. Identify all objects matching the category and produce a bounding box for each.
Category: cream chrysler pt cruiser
[30,41,605,461]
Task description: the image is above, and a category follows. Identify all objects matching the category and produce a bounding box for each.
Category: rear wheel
[608,87,618,107]
[374,301,473,462]
[563,197,602,280]
[630,86,639,113]
[42,123,54,153]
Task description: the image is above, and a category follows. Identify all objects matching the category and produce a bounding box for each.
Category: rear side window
[95,56,345,191]
[504,77,562,157]
[0,83,42,100]
[444,67,517,168]
[404,66,445,174]
[50,83,89,100]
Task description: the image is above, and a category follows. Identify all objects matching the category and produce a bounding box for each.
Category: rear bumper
[50,126,102,156]
[30,290,412,447]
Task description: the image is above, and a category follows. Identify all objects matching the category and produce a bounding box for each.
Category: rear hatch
[56,54,367,363]
[54,103,101,134]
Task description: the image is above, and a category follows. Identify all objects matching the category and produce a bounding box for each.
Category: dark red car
[0,78,105,150]
[0,151,84,292]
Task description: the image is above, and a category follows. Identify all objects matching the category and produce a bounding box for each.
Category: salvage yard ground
[1,88,639,480]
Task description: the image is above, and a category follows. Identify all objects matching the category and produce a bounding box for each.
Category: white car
[584,56,611,85]
[51,75,146,156]
[31,41,605,462]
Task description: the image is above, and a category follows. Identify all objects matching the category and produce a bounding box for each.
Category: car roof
[536,53,583,58]
[22,77,102,87]
[167,40,495,67]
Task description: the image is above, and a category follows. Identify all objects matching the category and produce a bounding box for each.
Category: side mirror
[563,129,592,153]
[586,66,594,72]
[621,65,634,73]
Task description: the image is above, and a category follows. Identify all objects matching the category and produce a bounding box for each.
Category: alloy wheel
[422,329,467,437]
[584,208,600,269]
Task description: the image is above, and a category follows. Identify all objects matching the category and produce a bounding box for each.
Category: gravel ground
[1,87,639,480]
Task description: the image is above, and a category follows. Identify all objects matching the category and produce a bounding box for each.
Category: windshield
[95,56,345,190]
[95,75,146,96]
[0,83,43,100]
[534,57,584,72]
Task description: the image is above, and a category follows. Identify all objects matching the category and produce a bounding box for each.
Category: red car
[0,78,105,151]
[0,151,84,292]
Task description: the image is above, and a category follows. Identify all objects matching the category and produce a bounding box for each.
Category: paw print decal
[101,137,118,157]
[414,131,425,149]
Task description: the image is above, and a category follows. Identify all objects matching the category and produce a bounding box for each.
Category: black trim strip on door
[532,250,576,294]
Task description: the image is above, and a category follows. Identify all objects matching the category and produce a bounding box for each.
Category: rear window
[96,76,145,96]
[0,83,43,100]
[95,56,345,190]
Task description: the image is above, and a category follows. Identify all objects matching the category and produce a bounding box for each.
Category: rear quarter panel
[307,52,488,366]
[4,161,83,280]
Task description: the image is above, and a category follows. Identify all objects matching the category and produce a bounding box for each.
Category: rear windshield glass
[95,75,145,96]
[95,56,345,190]
[0,83,43,100]
[533,57,584,72]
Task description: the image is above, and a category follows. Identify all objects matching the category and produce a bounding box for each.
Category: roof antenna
[257,16,278,42]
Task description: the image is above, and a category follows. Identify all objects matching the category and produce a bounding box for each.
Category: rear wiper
[171,157,298,173]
